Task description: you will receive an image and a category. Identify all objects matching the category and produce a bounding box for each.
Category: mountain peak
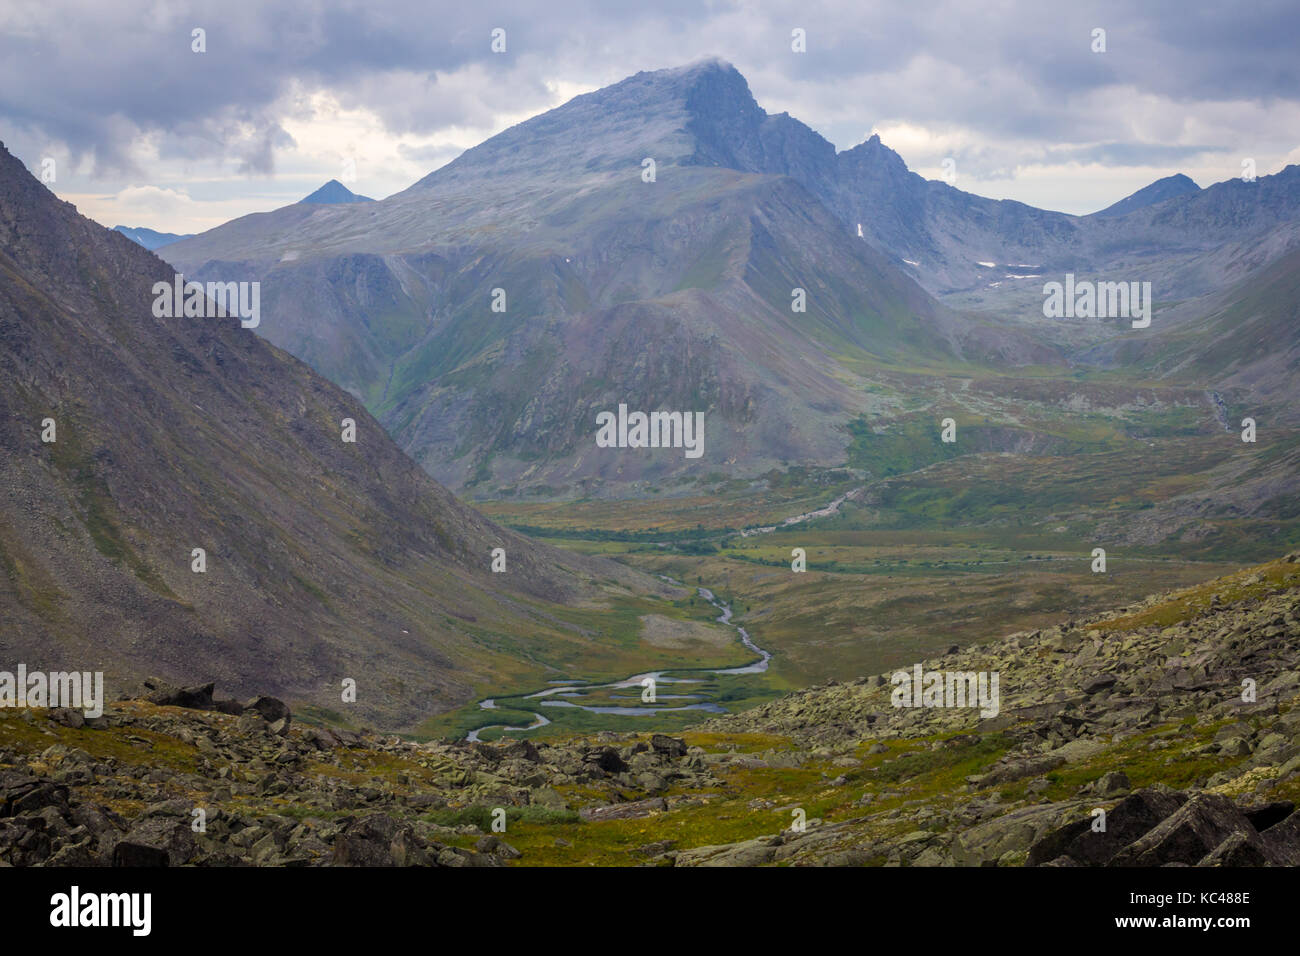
[588,57,757,126]
[839,131,912,181]
[112,224,194,250]
[299,179,373,204]
[1093,172,1200,218]
[406,59,768,190]
[651,55,737,79]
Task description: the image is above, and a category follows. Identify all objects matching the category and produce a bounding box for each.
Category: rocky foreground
[2,555,1299,866]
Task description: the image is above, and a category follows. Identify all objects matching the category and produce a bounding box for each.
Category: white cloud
[65,184,266,233]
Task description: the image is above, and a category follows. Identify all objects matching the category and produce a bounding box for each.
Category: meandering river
[465,582,770,741]
[465,488,862,740]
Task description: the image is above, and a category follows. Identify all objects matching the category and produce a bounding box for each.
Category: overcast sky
[3,0,1297,232]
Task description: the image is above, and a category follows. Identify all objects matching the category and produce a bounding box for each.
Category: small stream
[737,487,862,537]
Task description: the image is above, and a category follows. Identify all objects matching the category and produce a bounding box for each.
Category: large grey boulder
[1028,787,1186,866]
[953,801,1088,866]
[1109,794,1262,867]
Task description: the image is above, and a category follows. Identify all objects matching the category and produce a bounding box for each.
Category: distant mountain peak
[1093,172,1200,218]
[839,131,912,180]
[299,179,373,204]
[112,224,194,250]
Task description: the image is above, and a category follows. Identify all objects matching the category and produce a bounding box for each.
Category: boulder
[954,801,1087,866]
[48,708,85,729]
[243,696,291,729]
[676,836,780,867]
[1259,809,1300,866]
[1092,771,1131,796]
[1199,831,1271,866]
[1028,788,1186,866]
[144,678,214,710]
[0,772,69,818]
[330,813,404,867]
[499,739,542,764]
[578,797,666,822]
[650,734,688,758]
[583,747,627,774]
[120,817,198,865]
[302,728,341,751]
[975,754,1066,787]
[1109,794,1262,867]
[1082,675,1117,695]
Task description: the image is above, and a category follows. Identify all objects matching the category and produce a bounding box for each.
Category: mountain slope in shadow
[0,140,674,729]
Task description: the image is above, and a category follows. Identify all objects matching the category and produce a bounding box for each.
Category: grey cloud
[1,0,1295,185]
[1061,143,1232,167]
